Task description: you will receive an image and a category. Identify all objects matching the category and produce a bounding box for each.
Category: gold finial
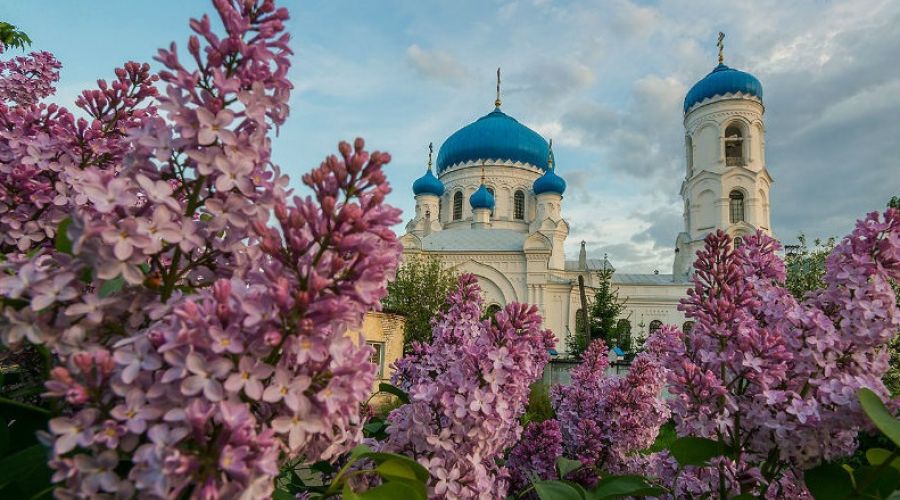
[427,142,433,171]
[494,67,502,108]
[547,138,554,170]
[717,32,725,64]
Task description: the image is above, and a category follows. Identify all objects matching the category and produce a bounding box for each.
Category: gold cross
[427,142,433,170]
[495,67,502,108]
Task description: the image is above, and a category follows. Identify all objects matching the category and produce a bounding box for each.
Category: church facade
[400,44,772,353]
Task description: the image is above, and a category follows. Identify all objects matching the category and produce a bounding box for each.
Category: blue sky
[5,0,898,272]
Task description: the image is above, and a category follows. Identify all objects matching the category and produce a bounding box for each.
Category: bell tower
[674,33,773,278]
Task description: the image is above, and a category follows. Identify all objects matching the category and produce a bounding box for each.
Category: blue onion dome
[412,143,444,196]
[412,169,444,196]
[435,108,550,173]
[533,141,566,195]
[469,184,495,210]
[684,63,763,113]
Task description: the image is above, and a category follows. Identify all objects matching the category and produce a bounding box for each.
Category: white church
[400,40,772,352]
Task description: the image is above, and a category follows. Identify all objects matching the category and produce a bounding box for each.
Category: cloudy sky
[6,0,898,272]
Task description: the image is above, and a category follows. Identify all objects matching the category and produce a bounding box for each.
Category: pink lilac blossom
[0,1,404,498]
[642,209,899,498]
[379,274,556,499]
[510,339,669,491]
[506,420,564,495]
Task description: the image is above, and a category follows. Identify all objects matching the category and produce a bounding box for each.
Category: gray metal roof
[564,259,615,272]
[420,229,527,252]
[612,273,688,285]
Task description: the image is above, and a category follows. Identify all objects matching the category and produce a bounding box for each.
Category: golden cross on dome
[717,32,725,64]
[427,142,433,171]
[495,67,502,108]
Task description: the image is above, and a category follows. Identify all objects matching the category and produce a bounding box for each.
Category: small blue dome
[684,63,763,113]
[436,108,549,173]
[469,184,495,210]
[412,169,444,197]
[534,168,566,195]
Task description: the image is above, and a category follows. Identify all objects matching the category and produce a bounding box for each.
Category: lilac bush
[644,209,900,497]
[380,274,556,498]
[0,1,403,497]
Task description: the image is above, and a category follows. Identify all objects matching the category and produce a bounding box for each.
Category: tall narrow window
[649,320,662,334]
[682,321,694,333]
[452,191,463,220]
[734,236,744,248]
[486,187,495,216]
[729,190,745,223]
[367,342,385,378]
[514,190,525,220]
[724,124,744,166]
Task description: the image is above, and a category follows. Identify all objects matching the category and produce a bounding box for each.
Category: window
[734,236,744,248]
[452,191,463,220]
[368,342,385,378]
[484,303,502,320]
[486,187,495,216]
[682,321,694,333]
[724,124,744,166]
[729,190,745,223]
[649,320,662,334]
[514,190,525,220]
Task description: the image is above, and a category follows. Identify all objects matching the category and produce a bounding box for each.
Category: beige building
[349,312,405,399]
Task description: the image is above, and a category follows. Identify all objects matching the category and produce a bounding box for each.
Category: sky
[4,0,898,273]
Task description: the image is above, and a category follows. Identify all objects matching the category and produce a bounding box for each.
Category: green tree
[589,269,628,350]
[784,233,835,299]
[381,254,458,350]
[0,22,32,51]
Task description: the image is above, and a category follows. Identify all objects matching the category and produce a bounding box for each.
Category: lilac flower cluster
[380,274,556,498]
[1,1,404,497]
[506,420,563,494]
[505,339,668,493]
[644,209,900,496]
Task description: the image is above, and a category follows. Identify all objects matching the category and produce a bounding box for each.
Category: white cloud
[405,44,469,85]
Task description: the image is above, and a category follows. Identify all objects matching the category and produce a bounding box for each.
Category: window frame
[729,190,745,223]
[452,191,463,220]
[514,190,525,220]
[367,341,385,379]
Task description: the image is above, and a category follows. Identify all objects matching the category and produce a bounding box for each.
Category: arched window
[734,236,744,248]
[649,320,662,334]
[514,190,525,220]
[685,135,694,175]
[486,187,495,215]
[485,304,502,318]
[682,321,694,333]
[729,190,745,223]
[452,191,463,220]
[724,124,744,166]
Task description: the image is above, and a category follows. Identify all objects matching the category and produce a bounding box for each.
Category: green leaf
[378,383,410,404]
[0,417,8,456]
[375,459,419,481]
[669,436,730,467]
[0,444,47,488]
[588,475,665,499]
[310,460,336,475]
[556,457,583,478]
[730,495,757,500]
[533,480,587,500]
[54,218,73,255]
[855,464,900,498]
[359,479,425,500]
[343,482,362,500]
[804,462,853,500]
[866,447,900,471]
[859,388,900,447]
[99,275,125,298]
[272,488,295,500]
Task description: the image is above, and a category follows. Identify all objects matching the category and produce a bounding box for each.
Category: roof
[612,346,625,356]
[564,259,615,272]
[469,184,495,210]
[612,273,689,285]
[684,63,763,113]
[534,167,567,195]
[436,108,549,173]
[412,169,445,196]
[420,229,527,252]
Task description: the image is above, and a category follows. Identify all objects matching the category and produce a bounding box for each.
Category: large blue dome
[412,169,444,197]
[469,184,495,210]
[684,63,763,113]
[436,108,549,174]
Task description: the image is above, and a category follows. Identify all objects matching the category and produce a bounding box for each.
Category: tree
[0,22,31,51]
[589,269,628,349]
[381,254,458,349]
[784,233,835,299]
